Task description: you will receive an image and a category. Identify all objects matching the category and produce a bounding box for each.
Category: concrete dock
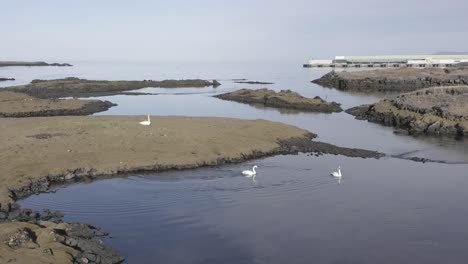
[303,55,468,68]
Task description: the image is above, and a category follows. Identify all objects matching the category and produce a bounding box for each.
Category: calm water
[4,61,468,263]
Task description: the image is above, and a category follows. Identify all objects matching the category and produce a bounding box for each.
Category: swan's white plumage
[331,166,342,178]
[242,165,258,176]
[139,115,151,126]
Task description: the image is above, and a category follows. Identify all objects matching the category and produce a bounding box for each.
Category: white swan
[139,115,151,126]
[242,165,258,177]
[331,166,342,178]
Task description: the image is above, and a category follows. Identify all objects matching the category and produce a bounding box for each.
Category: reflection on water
[4,61,468,263]
[20,154,468,264]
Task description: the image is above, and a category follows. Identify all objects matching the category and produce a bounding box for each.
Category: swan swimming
[331,166,342,178]
[139,115,151,126]
[242,165,258,177]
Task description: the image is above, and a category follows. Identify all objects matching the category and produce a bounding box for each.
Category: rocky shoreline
[0,214,124,264]
[0,77,15,81]
[5,77,221,98]
[0,115,385,263]
[0,61,72,67]
[0,116,385,210]
[215,88,343,113]
[312,68,468,93]
[346,86,468,138]
[6,134,384,206]
[0,91,115,117]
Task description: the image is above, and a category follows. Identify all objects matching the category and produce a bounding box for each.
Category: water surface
[5,61,468,263]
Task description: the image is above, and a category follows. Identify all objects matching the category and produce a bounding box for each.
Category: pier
[303,55,468,68]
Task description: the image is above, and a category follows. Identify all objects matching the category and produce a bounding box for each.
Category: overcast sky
[2,0,467,62]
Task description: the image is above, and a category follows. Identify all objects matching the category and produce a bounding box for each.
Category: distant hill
[433,51,468,55]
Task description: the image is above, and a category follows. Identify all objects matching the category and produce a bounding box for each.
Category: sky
[1,0,468,62]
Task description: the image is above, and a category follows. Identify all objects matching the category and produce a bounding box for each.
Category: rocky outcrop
[5,77,221,98]
[215,88,343,113]
[0,77,15,81]
[346,86,468,138]
[0,61,72,67]
[0,219,124,264]
[313,68,468,93]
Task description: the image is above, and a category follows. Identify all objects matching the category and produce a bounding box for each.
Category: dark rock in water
[212,80,221,87]
[5,77,220,98]
[345,86,468,138]
[62,223,124,264]
[215,88,343,113]
[1,205,123,263]
[39,209,64,222]
[0,211,7,220]
[278,137,384,159]
[345,104,371,118]
[0,77,15,81]
[3,207,63,223]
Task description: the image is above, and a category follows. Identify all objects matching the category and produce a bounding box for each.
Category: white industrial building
[304,55,468,68]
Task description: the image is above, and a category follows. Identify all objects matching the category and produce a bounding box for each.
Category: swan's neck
[338,168,341,176]
[252,166,256,173]
[148,115,150,122]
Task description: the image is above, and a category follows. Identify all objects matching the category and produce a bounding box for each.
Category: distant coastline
[0,61,72,67]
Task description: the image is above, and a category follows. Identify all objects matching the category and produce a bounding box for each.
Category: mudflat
[346,86,468,137]
[0,91,114,117]
[5,77,221,98]
[313,67,468,93]
[0,116,384,264]
[215,88,343,113]
[0,116,313,209]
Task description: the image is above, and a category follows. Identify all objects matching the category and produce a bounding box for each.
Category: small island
[234,81,274,85]
[5,77,221,98]
[214,88,343,113]
[0,115,383,212]
[346,86,468,138]
[312,67,468,93]
[0,77,15,82]
[0,61,72,67]
[0,91,115,117]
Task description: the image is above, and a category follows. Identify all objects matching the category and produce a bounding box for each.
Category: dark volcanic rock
[312,68,468,93]
[346,86,468,138]
[278,136,384,158]
[215,88,343,113]
[1,207,63,224]
[63,223,124,264]
[5,77,221,98]
[1,208,123,263]
[0,77,15,81]
[4,228,37,249]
